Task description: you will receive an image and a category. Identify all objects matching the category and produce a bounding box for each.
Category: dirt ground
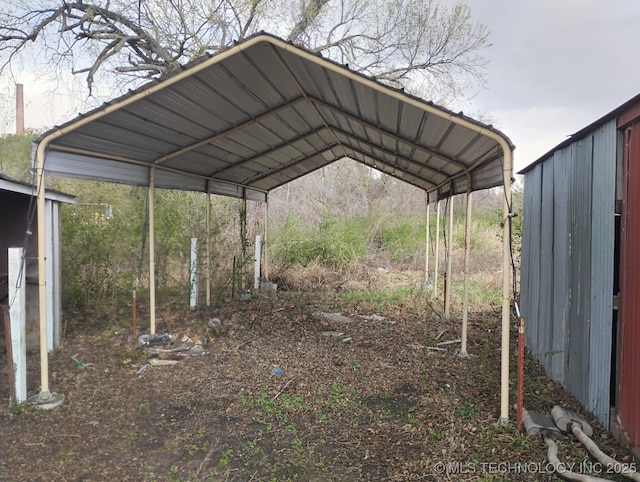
[0,289,636,481]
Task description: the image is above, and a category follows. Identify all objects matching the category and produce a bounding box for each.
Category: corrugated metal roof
[35,33,513,201]
[0,173,75,204]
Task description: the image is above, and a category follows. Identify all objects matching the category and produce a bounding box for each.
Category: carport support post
[444,195,454,317]
[254,235,262,290]
[460,179,473,357]
[499,150,514,424]
[206,187,211,307]
[149,168,156,334]
[424,193,430,285]
[264,197,269,282]
[434,199,440,297]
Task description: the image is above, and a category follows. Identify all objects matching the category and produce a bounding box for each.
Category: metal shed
[520,93,640,453]
[32,33,515,418]
[0,173,75,351]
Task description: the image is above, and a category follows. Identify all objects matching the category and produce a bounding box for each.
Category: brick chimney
[16,83,24,134]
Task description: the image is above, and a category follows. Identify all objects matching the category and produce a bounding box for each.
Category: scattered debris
[359,314,386,322]
[406,343,446,352]
[71,354,95,369]
[359,313,395,324]
[313,312,353,324]
[321,330,352,343]
[137,333,171,346]
[237,291,252,301]
[146,344,190,355]
[148,358,180,366]
[322,331,346,338]
[269,368,282,376]
[437,339,461,346]
[157,352,185,361]
[261,281,278,293]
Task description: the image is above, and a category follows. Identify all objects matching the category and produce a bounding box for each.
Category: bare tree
[0,0,490,99]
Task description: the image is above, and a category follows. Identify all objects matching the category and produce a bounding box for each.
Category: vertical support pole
[444,195,454,317]
[499,149,514,424]
[254,235,262,290]
[35,143,50,398]
[189,238,198,309]
[434,199,441,297]
[240,191,247,290]
[424,193,430,286]
[205,186,211,307]
[45,200,54,351]
[460,179,473,357]
[8,247,27,403]
[264,196,269,282]
[148,168,156,334]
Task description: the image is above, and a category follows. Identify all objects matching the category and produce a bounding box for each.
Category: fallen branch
[437,339,461,346]
[194,436,220,479]
[406,343,446,351]
[273,376,299,401]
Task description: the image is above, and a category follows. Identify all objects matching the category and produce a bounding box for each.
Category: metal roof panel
[36,33,513,200]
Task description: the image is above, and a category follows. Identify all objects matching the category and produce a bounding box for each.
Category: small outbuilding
[0,173,75,351]
[519,93,640,454]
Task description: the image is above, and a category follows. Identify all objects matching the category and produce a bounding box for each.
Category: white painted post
[254,234,262,290]
[45,200,54,351]
[8,247,27,403]
[189,238,198,309]
[434,200,441,297]
[424,193,430,285]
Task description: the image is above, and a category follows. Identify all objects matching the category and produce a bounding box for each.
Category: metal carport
[32,33,515,420]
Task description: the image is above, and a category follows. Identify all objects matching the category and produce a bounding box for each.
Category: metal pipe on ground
[544,437,611,482]
[551,406,640,481]
[522,409,606,482]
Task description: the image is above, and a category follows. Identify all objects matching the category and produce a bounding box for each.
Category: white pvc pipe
[8,247,27,403]
[189,237,198,309]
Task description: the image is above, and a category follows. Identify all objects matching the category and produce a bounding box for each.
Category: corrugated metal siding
[521,119,616,429]
[619,121,640,448]
[589,122,616,425]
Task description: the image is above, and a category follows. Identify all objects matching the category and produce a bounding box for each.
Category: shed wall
[521,120,616,428]
[618,120,640,448]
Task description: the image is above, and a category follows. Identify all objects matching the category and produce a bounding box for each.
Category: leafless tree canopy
[0,0,490,99]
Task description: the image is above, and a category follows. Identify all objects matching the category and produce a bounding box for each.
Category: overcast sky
[5,0,640,173]
[460,0,640,171]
